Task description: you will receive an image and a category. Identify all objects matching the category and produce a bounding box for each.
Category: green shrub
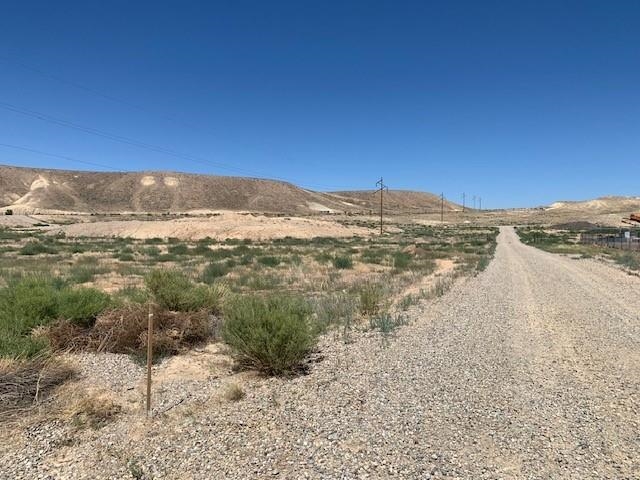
[68,265,101,284]
[145,269,226,313]
[143,246,161,257]
[392,252,412,270]
[258,256,280,267]
[201,262,229,283]
[332,255,353,269]
[113,286,150,305]
[19,242,55,256]
[222,294,316,375]
[168,244,189,255]
[369,312,408,335]
[312,294,357,335]
[57,288,111,327]
[355,281,385,316]
[0,277,108,356]
[615,252,640,271]
[118,253,135,262]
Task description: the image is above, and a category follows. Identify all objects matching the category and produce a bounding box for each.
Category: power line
[0,142,120,171]
[0,56,349,189]
[0,100,363,191]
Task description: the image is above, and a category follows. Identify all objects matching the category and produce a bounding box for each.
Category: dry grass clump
[47,304,216,356]
[0,356,74,417]
[60,388,122,429]
[223,382,245,402]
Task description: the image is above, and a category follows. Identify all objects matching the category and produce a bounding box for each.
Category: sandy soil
[48,212,371,240]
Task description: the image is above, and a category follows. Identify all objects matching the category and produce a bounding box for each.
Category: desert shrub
[369,312,408,335]
[615,252,640,271]
[314,252,333,264]
[145,269,227,313]
[113,286,150,305]
[312,293,357,335]
[222,294,317,375]
[361,248,388,264]
[48,305,215,356]
[332,255,353,269]
[0,356,74,414]
[0,276,60,333]
[68,265,100,284]
[157,253,177,262]
[398,293,419,311]
[354,281,385,316]
[117,253,135,262]
[191,243,212,256]
[258,256,280,267]
[392,252,412,270]
[201,262,229,283]
[168,243,189,255]
[477,255,491,271]
[142,246,161,257]
[57,288,111,327]
[144,237,163,245]
[19,241,56,256]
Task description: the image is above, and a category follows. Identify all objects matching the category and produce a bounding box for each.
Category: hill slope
[0,165,458,214]
[328,190,458,213]
[546,196,640,214]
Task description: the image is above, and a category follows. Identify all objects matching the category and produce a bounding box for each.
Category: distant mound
[0,164,457,214]
[546,196,640,214]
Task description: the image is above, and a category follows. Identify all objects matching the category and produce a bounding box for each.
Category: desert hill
[327,190,457,213]
[0,164,458,214]
[546,196,640,214]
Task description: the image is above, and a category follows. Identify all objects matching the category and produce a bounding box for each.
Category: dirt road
[4,226,640,479]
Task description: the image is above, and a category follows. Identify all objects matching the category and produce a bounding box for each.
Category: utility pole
[375,177,388,235]
[473,195,476,210]
[440,193,444,223]
[462,193,466,212]
[479,197,482,211]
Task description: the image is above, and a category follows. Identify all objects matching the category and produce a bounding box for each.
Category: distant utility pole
[479,197,482,211]
[375,177,388,235]
[440,193,444,223]
[462,193,466,212]
[473,195,476,210]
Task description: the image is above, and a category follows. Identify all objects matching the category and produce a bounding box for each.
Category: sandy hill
[0,165,457,214]
[546,196,640,214]
[327,190,459,213]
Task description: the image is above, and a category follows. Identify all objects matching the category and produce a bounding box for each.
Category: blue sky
[1,1,638,208]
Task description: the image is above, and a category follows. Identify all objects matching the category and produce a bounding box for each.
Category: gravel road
[2,226,639,479]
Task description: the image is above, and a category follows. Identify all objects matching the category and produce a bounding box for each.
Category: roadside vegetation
[0,222,498,415]
[517,226,640,272]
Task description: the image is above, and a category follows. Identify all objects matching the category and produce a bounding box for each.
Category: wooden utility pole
[146,302,154,418]
[440,193,444,222]
[375,177,388,235]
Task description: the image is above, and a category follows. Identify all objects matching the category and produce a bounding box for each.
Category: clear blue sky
[1,1,638,208]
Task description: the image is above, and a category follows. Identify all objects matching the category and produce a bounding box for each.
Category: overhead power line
[0,142,120,171]
[0,100,363,191]
[0,56,349,189]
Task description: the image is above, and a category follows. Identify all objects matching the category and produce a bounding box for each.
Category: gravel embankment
[2,226,639,479]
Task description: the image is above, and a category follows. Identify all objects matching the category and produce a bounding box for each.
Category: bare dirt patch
[51,212,371,240]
